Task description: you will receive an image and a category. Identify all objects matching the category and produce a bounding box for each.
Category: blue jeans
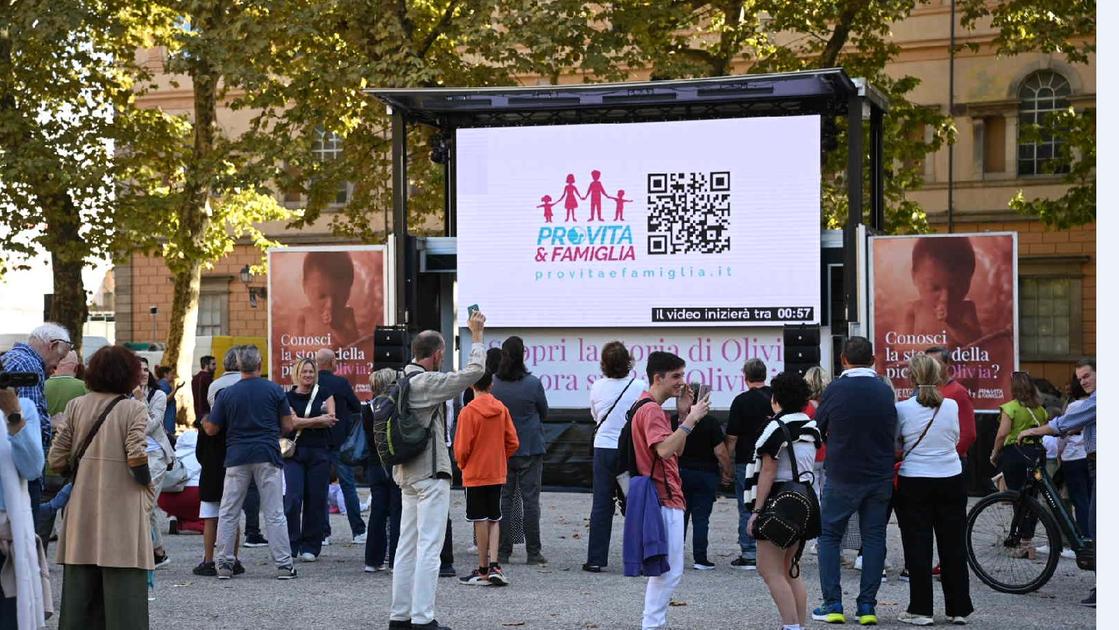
[819,478,893,609]
[733,463,757,559]
[586,447,619,566]
[284,445,332,556]
[681,467,719,563]
[365,460,402,568]
[1062,458,1093,538]
[324,450,366,538]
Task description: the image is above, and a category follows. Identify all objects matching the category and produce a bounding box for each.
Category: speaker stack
[783,325,821,377]
[373,326,411,371]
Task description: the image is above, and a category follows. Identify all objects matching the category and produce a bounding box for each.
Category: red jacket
[453,393,520,487]
[941,380,976,457]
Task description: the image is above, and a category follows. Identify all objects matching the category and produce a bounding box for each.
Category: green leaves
[1010,107,1095,228]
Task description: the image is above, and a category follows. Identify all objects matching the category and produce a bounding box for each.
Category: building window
[982,115,1006,173]
[1019,276,1081,360]
[311,127,349,204]
[1017,71,1071,176]
[197,290,228,337]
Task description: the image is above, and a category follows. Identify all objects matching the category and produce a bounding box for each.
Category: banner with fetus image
[870,233,1017,411]
[268,245,387,400]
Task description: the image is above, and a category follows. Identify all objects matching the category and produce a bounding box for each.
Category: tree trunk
[163,19,219,427]
[49,251,88,355]
[164,265,202,425]
[44,195,88,354]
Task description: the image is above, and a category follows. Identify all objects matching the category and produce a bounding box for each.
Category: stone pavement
[45,490,1095,629]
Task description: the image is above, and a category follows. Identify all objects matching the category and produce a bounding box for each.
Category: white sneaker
[949,616,968,625]
[299,552,317,562]
[1061,549,1076,559]
[854,555,863,571]
[364,565,385,573]
[360,501,371,513]
[353,532,368,544]
[321,537,331,546]
[1036,545,1050,555]
[898,612,934,626]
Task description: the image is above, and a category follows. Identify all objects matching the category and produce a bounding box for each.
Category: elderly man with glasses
[1,322,72,528]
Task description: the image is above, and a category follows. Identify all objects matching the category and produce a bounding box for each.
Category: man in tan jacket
[389,311,486,630]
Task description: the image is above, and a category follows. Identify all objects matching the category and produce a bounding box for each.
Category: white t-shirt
[1043,435,1060,460]
[895,396,962,478]
[590,376,648,449]
[775,441,819,483]
[1058,398,1090,462]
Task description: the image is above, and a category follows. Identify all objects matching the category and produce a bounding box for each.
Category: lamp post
[240,265,267,308]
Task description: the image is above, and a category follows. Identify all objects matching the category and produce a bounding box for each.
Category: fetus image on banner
[296,251,361,347]
[902,236,983,349]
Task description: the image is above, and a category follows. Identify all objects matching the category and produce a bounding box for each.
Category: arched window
[311,127,349,203]
[1017,71,1071,176]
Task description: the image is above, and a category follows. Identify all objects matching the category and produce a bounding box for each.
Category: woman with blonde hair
[893,353,972,625]
[364,368,402,572]
[283,356,337,562]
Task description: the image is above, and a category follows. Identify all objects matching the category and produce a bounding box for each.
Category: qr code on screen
[646,171,731,255]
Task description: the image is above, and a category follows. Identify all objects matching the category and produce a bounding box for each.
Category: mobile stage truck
[358,70,1011,493]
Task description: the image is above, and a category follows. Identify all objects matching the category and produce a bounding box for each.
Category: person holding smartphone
[674,383,732,570]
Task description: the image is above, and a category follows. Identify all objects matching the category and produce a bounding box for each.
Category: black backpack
[368,371,432,467]
[753,418,822,577]
[614,397,658,480]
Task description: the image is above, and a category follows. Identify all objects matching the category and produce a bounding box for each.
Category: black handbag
[753,418,821,577]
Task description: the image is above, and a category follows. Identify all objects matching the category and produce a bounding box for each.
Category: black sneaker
[439,564,457,577]
[192,561,217,576]
[730,556,756,571]
[899,568,910,582]
[244,534,269,547]
[1081,589,1096,608]
[581,563,602,573]
[693,560,715,570]
[233,559,245,575]
[276,565,297,580]
[525,553,548,565]
[487,564,510,586]
[458,568,490,585]
[153,551,171,569]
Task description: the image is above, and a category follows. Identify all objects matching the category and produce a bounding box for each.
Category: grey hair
[370,368,398,397]
[803,366,830,400]
[238,345,263,373]
[411,330,445,360]
[29,322,69,344]
[222,345,242,372]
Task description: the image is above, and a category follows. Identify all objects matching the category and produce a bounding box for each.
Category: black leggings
[1000,443,1045,540]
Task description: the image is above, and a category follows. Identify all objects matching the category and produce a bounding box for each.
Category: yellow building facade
[115,1,1094,387]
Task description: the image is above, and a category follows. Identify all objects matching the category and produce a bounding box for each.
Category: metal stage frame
[368,68,887,337]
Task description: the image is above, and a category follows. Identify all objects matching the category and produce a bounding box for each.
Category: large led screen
[456,116,821,327]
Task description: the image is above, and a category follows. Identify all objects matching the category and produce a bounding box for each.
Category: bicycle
[965,445,1094,594]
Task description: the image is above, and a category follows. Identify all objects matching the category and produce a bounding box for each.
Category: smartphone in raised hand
[467,304,480,318]
[696,383,711,403]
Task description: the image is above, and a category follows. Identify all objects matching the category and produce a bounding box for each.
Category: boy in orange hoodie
[453,367,520,586]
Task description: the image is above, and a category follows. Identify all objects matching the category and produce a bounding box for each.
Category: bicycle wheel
[966,490,1061,594]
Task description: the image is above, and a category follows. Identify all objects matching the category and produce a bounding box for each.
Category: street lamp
[239,265,268,308]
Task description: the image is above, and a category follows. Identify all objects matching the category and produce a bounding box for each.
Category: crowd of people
[0,320,1098,629]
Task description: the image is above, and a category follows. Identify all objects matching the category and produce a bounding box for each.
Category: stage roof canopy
[367,68,886,128]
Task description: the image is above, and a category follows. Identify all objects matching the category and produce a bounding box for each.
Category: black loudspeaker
[784,325,822,377]
[374,326,411,371]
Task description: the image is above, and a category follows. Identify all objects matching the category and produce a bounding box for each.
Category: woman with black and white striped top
[893,353,973,626]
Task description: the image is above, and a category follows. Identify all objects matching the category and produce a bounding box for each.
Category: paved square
[46,490,1095,628]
